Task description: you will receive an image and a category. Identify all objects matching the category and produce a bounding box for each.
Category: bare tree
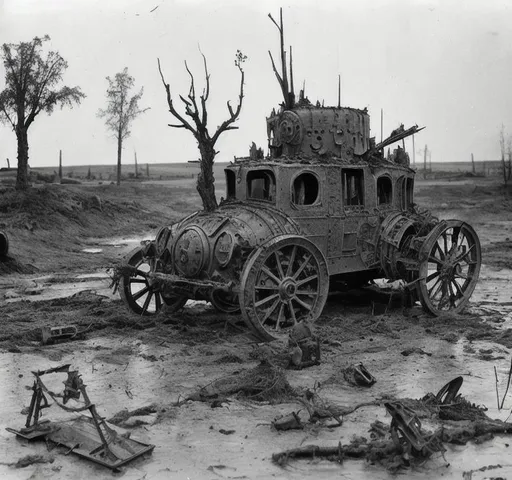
[158,50,246,212]
[98,68,148,186]
[0,35,85,190]
[507,136,512,182]
[499,125,511,185]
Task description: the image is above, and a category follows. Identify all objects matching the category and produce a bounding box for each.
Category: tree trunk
[117,135,122,186]
[16,127,30,190]
[59,150,62,181]
[502,152,507,185]
[197,142,218,212]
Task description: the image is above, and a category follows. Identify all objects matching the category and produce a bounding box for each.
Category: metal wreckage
[118,15,481,344]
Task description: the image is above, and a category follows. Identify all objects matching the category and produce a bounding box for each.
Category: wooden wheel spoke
[451,279,464,298]
[428,255,443,266]
[255,285,280,292]
[438,281,450,308]
[455,271,468,280]
[296,290,316,296]
[275,304,285,330]
[141,291,153,314]
[274,252,285,279]
[293,296,313,311]
[286,246,297,277]
[262,298,280,322]
[292,254,312,280]
[426,271,440,283]
[130,278,147,284]
[296,274,318,287]
[451,227,461,248]
[433,242,445,260]
[448,281,456,303]
[255,293,280,308]
[453,244,475,264]
[443,233,448,255]
[428,277,443,298]
[287,300,297,324]
[132,285,150,301]
[261,266,281,285]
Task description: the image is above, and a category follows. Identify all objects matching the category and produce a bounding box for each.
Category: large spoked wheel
[240,235,329,342]
[119,247,187,315]
[416,220,481,315]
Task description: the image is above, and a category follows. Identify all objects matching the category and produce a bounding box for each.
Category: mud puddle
[81,234,152,254]
[1,271,115,303]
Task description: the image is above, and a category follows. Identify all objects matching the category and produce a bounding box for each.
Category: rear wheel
[416,221,481,315]
[240,235,329,342]
[119,247,187,315]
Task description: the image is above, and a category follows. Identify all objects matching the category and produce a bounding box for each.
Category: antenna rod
[289,45,295,105]
[380,108,384,148]
[337,75,341,108]
[412,134,416,165]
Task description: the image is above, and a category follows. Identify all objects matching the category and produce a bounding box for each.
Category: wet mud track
[1,262,512,479]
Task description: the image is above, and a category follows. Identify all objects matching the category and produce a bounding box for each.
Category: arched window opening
[225,170,236,199]
[342,169,364,206]
[247,170,276,202]
[292,172,319,205]
[377,176,392,205]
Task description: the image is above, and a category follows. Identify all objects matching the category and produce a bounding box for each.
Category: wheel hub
[279,277,297,300]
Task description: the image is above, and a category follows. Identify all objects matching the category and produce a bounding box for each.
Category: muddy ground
[0,176,512,479]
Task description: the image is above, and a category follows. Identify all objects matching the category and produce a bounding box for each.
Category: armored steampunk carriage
[119,102,481,341]
[118,17,481,341]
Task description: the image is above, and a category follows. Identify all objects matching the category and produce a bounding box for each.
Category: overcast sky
[1,0,511,168]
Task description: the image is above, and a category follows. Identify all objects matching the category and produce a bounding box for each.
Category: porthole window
[292,172,319,206]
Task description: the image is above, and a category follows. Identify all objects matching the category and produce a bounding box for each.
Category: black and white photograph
[1,0,512,478]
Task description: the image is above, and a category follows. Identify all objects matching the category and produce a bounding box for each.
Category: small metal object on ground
[6,365,154,470]
[41,326,78,345]
[343,363,376,387]
[40,324,91,345]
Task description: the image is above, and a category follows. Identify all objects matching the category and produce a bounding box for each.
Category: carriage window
[247,170,276,202]
[342,169,364,206]
[406,178,414,206]
[292,172,319,205]
[225,170,236,199]
[377,176,392,205]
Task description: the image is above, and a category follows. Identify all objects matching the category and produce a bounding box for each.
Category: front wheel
[119,247,187,315]
[239,235,329,342]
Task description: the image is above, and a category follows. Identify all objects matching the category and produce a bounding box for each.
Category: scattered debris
[386,402,445,458]
[177,359,296,405]
[13,453,54,469]
[298,388,343,426]
[463,464,504,480]
[219,429,236,435]
[41,325,89,345]
[6,365,155,469]
[400,347,432,357]
[288,323,321,369]
[343,363,376,387]
[273,376,512,472]
[108,404,159,428]
[272,411,303,431]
